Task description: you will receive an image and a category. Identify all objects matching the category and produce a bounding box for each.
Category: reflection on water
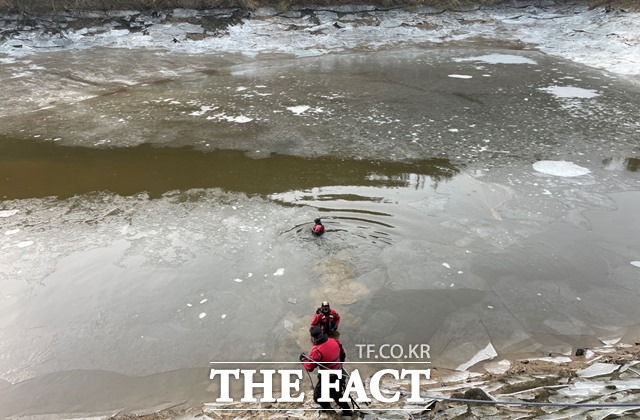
[603,157,640,172]
[0,137,459,200]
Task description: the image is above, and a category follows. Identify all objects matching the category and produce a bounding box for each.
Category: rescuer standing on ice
[310,301,341,337]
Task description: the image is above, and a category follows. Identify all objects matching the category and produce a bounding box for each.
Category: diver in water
[312,218,325,236]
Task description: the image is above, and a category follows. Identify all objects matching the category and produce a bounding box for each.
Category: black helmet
[314,218,321,224]
[310,326,323,339]
[321,301,330,312]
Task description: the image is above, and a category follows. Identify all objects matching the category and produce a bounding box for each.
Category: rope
[408,395,640,409]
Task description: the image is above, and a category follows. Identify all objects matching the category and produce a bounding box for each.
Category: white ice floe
[620,361,640,373]
[16,241,33,248]
[631,261,640,268]
[231,115,253,123]
[533,160,591,177]
[453,54,537,65]
[539,86,600,99]
[273,268,285,276]
[448,74,473,79]
[442,262,451,269]
[233,278,243,283]
[600,337,622,346]
[577,362,620,378]
[4,229,20,235]
[457,342,498,371]
[199,312,207,319]
[287,105,310,115]
[0,210,19,217]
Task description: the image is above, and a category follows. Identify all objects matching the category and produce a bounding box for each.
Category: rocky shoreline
[1,1,638,81]
[102,342,640,419]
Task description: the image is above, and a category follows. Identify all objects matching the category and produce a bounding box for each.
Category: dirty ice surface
[1,2,639,78]
[1,2,640,417]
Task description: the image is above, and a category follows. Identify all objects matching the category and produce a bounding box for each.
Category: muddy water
[0,138,457,199]
[1,45,640,416]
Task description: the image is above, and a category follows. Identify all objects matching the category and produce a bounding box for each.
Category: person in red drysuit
[300,326,352,416]
[312,218,325,236]
[310,301,340,337]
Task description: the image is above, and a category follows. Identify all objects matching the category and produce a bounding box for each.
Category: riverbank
[1,1,639,81]
[105,342,640,419]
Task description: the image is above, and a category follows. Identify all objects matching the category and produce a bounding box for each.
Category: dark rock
[575,348,586,356]
[462,388,493,401]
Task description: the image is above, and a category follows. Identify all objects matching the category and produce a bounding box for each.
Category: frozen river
[1,4,640,417]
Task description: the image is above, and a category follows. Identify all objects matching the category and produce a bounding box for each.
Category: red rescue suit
[303,336,344,372]
[302,334,350,414]
[310,308,340,335]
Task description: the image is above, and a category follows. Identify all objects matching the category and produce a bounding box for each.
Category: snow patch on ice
[448,74,472,79]
[273,268,285,276]
[630,261,640,268]
[17,241,33,248]
[199,312,207,319]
